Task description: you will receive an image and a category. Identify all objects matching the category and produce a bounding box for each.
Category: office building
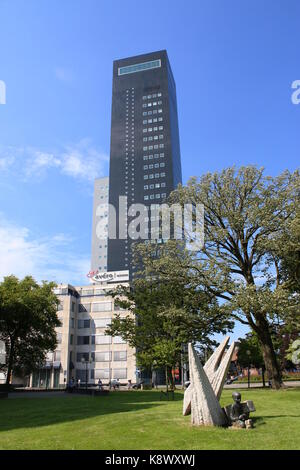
[29,280,136,388]
[91,177,109,273]
[107,50,182,276]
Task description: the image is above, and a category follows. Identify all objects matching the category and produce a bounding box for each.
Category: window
[113,336,126,344]
[82,289,93,296]
[118,60,161,76]
[57,301,63,311]
[92,302,112,312]
[113,369,127,379]
[143,165,148,170]
[159,135,164,139]
[78,319,91,329]
[54,350,61,361]
[70,334,73,345]
[57,333,62,344]
[91,352,111,362]
[76,352,89,363]
[144,195,149,200]
[71,318,75,328]
[143,156,148,160]
[94,318,111,328]
[77,336,90,345]
[158,109,162,113]
[92,369,110,379]
[160,163,165,167]
[76,369,87,382]
[114,351,127,361]
[144,175,148,180]
[91,335,111,345]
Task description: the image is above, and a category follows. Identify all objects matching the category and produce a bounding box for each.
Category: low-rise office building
[29,278,136,388]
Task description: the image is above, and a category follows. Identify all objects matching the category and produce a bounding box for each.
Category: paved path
[224,381,300,389]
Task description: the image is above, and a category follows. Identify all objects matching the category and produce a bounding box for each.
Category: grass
[0,388,300,450]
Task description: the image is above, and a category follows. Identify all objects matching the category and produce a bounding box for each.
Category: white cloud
[0,140,108,183]
[0,215,91,286]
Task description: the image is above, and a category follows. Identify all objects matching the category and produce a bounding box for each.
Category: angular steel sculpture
[183,338,236,426]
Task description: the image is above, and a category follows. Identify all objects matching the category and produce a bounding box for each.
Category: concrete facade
[91,177,109,273]
[29,281,136,388]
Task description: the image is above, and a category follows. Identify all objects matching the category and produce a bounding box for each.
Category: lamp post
[81,357,92,392]
[246,350,251,389]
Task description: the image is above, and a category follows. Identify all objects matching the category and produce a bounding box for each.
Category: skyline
[0,1,299,340]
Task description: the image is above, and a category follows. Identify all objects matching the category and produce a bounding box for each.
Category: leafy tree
[0,275,61,386]
[159,166,300,389]
[286,339,300,366]
[237,333,266,385]
[106,249,233,389]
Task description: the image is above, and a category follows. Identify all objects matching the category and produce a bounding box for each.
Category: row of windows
[143,153,164,160]
[142,109,162,116]
[143,163,165,170]
[143,135,164,142]
[144,183,166,190]
[143,144,164,151]
[77,318,112,329]
[143,118,163,125]
[142,101,162,108]
[77,335,126,345]
[143,126,163,133]
[144,172,166,180]
[75,368,127,381]
[142,92,162,100]
[144,193,167,201]
[76,351,127,363]
[118,59,161,76]
[78,303,125,313]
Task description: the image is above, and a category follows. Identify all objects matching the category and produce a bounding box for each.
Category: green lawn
[0,388,300,450]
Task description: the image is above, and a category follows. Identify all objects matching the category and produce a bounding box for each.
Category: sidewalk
[224,380,300,389]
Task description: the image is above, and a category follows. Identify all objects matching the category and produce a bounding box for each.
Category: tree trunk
[165,366,168,393]
[255,319,282,389]
[262,365,266,388]
[6,342,14,387]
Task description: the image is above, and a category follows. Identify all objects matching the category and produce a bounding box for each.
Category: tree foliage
[106,246,233,387]
[159,166,300,388]
[0,275,61,385]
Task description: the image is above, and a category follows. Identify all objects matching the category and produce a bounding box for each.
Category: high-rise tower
[107,50,182,276]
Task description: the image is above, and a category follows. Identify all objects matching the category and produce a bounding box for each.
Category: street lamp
[81,357,92,392]
[246,350,251,389]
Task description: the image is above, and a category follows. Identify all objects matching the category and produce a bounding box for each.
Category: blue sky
[0,0,299,339]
